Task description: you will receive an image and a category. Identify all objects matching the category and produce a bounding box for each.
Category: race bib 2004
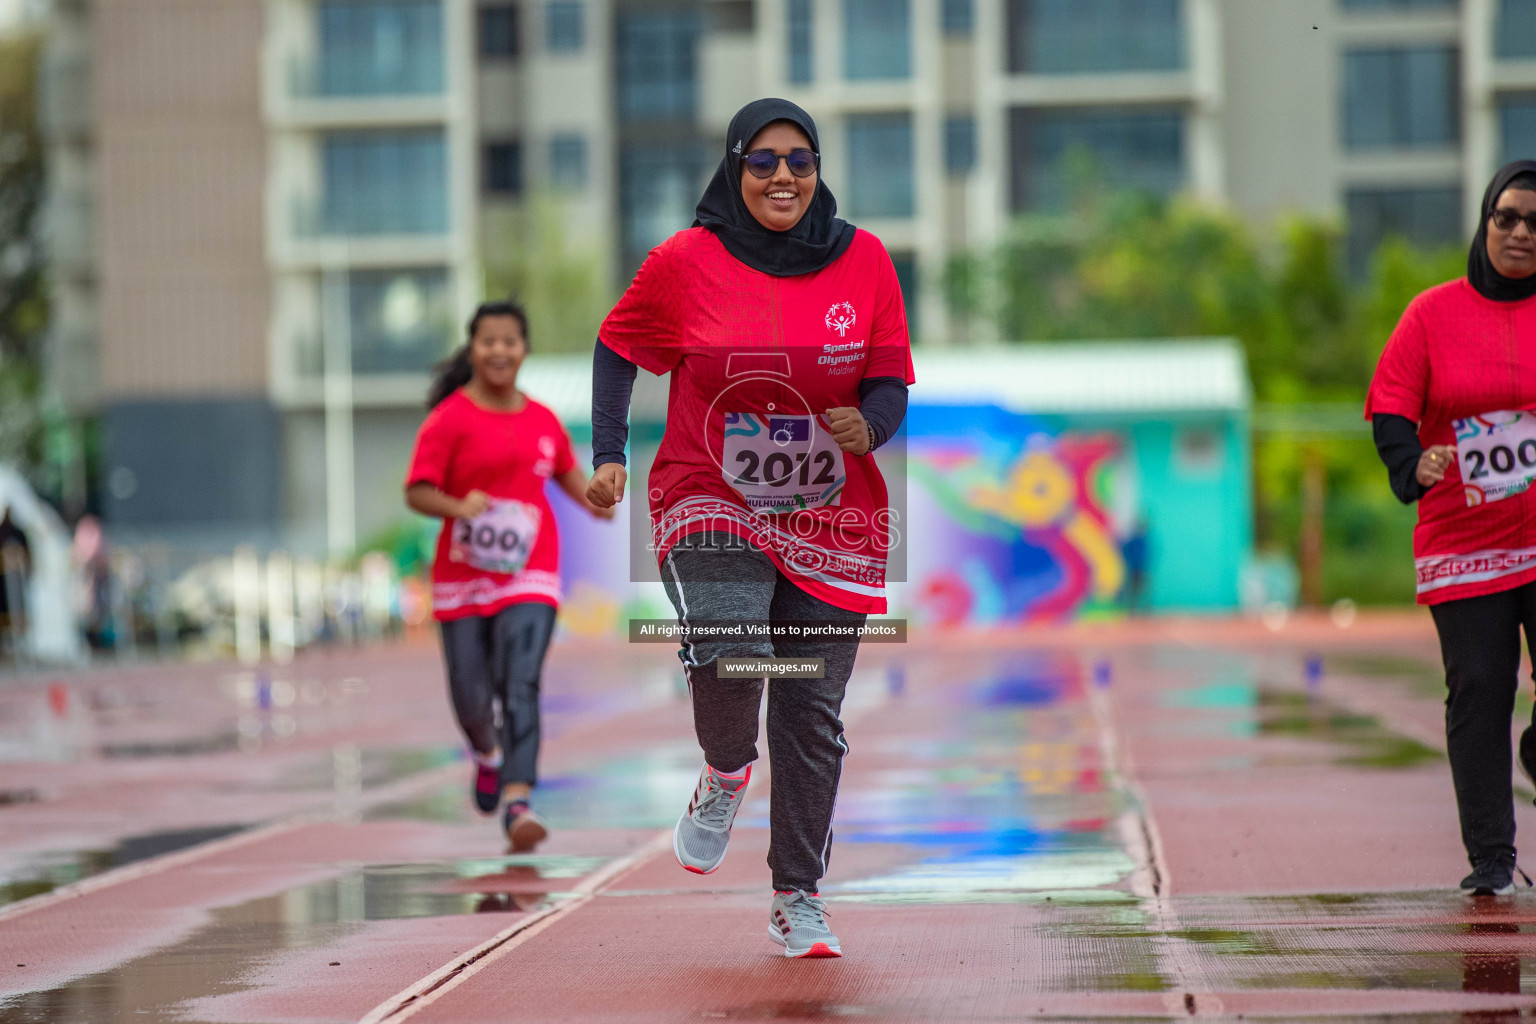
[722,412,845,514]
[450,499,541,574]
[1455,410,1536,506]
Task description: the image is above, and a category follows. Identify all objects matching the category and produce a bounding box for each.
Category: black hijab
[693,98,856,277]
[1468,159,1536,303]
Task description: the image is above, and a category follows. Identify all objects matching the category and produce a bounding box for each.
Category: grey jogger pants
[661,532,865,893]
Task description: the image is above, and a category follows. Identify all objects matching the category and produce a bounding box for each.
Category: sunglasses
[1490,208,1536,234]
[743,148,819,179]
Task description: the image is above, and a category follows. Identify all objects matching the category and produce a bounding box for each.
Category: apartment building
[37,0,1536,551]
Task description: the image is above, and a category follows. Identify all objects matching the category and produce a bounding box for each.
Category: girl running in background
[407,300,614,850]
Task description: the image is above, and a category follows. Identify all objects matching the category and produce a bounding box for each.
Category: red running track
[4,614,1536,1021]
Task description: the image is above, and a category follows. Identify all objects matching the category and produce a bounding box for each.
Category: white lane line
[1087,675,1226,1017]
[1089,683,1164,900]
[0,760,466,924]
[358,830,673,1024]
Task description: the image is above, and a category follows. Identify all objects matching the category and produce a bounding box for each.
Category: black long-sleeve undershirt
[591,339,637,468]
[590,338,908,468]
[1372,412,1430,504]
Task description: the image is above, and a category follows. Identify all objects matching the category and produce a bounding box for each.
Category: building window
[1500,93,1536,164]
[1007,0,1183,75]
[320,130,447,234]
[788,0,814,84]
[480,4,519,57]
[550,134,588,189]
[847,113,915,218]
[485,140,523,195]
[1346,187,1462,276]
[547,0,584,52]
[707,1,754,32]
[944,116,977,175]
[1343,47,1459,149]
[315,0,444,96]
[1341,0,1456,10]
[1496,0,1536,59]
[617,10,702,120]
[347,268,455,374]
[943,0,974,35]
[620,143,707,265]
[844,0,910,80]
[1009,106,1184,212]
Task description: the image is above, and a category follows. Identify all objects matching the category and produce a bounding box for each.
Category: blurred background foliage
[482,196,615,353]
[943,191,1466,605]
[0,30,45,478]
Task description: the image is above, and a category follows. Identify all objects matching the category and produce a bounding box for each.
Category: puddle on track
[821,651,1137,906]
[0,742,469,911]
[0,824,247,907]
[1091,890,1536,996]
[0,855,600,1024]
[366,744,703,830]
[260,745,461,793]
[1158,674,1442,769]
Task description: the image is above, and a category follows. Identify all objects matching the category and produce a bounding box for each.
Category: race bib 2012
[722,412,845,514]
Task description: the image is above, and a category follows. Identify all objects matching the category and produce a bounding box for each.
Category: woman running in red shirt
[1368,159,1536,895]
[407,300,613,850]
[587,98,913,957]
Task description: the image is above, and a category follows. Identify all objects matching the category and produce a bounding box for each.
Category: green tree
[0,30,46,475]
[482,195,615,353]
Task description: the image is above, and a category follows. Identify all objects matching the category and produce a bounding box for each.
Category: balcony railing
[290,195,449,239]
[287,50,445,99]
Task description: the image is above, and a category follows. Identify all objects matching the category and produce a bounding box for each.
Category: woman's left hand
[826,407,871,456]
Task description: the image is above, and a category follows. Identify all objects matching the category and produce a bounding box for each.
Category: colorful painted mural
[894,405,1138,627]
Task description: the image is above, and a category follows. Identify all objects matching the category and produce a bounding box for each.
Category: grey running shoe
[673,764,750,874]
[768,889,841,958]
[503,804,547,853]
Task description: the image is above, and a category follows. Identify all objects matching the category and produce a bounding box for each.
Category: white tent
[0,465,85,665]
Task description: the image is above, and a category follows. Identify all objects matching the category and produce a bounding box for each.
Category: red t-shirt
[1366,279,1536,604]
[599,227,915,614]
[406,390,576,620]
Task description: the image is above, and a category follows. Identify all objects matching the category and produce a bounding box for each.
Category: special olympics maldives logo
[825,302,857,337]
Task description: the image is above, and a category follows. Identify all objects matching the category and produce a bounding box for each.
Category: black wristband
[866,421,878,454]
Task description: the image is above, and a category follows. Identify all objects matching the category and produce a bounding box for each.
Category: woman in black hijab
[587,98,915,956]
[1367,159,1536,895]
[691,98,856,275]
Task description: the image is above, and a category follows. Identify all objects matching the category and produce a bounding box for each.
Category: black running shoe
[1461,855,1517,896]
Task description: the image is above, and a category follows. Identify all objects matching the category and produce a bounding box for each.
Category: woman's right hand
[1416,445,1457,487]
[456,489,492,520]
[587,464,627,509]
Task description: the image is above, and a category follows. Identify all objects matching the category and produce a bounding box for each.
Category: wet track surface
[4,616,1536,1021]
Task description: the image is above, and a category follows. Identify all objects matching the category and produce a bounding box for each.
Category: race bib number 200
[450,499,541,574]
[722,412,845,514]
[1455,410,1536,506]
